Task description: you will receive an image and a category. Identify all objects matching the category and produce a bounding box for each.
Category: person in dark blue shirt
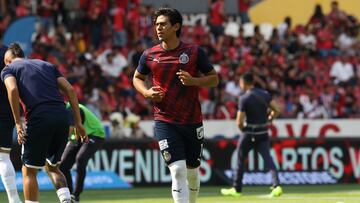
[221,72,283,198]
[0,44,22,203]
[1,43,87,203]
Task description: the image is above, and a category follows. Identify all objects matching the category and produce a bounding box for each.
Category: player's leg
[72,136,104,201]
[221,134,252,196]
[59,141,81,194]
[182,123,204,203]
[155,121,188,203]
[0,150,22,203]
[233,134,252,192]
[0,122,22,203]
[22,116,53,202]
[45,111,71,203]
[22,165,39,202]
[256,135,282,197]
[44,163,71,203]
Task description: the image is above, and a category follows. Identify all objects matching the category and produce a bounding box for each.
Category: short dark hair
[7,43,25,58]
[153,8,183,37]
[241,72,254,85]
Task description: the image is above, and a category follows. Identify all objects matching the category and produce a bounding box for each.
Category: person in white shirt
[96,48,128,78]
[337,30,356,55]
[299,26,316,51]
[330,54,355,85]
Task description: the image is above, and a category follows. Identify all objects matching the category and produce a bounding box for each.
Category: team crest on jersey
[179,53,189,64]
[163,151,171,162]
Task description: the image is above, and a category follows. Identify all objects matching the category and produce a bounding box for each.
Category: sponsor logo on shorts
[158,139,169,150]
[163,151,171,162]
[196,126,204,140]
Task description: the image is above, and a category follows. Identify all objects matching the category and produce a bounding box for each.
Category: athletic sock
[169,160,189,203]
[25,201,38,203]
[187,167,200,203]
[56,187,71,203]
[0,152,22,203]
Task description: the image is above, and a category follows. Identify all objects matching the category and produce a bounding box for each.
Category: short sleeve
[136,51,151,75]
[196,47,213,74]
[1,66,15,82]
[238,96,246,112]
[53,65,63,78]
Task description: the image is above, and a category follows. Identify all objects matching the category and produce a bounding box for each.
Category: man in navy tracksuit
[221,72,283,197]
[1,43,87,203]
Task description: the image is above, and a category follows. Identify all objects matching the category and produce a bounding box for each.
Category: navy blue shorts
[155,120,204,167]
[22,110,69,169]
[0,118,14,151]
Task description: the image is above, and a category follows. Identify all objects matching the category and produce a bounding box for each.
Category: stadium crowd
[0,0,359,125]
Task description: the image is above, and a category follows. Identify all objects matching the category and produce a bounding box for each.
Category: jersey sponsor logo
[158,139,169,150]
[153,57,161,63]
[179,53,189,64]
[163,150,171,162]
[196,126,204,140]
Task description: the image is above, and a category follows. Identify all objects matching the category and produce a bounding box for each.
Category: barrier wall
[139,119,360,138]
[11,138,360,186]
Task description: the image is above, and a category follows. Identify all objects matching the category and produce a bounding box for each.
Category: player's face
[4,51,13,65]
[155,15,179,41]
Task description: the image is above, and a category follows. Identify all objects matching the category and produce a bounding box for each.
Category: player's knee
[22,166,38,177]
[186,160,201,168]
[45,163,59,173]
[169,160,187,180]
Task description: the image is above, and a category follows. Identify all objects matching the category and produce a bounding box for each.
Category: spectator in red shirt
[111,3,127,47]
[316,23,339,57]
[209,0,226,39]
[126,4,140,42]
[238,0,251,24]
[16,0,31,17]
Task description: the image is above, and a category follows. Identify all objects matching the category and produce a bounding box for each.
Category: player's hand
[268,111,276,122]
[145,86,165,102]
[176,70,196,86]
[75,123,89,143]
[16,123,27,145]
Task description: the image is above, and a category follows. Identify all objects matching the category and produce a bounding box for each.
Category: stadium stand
[0,0,359,121]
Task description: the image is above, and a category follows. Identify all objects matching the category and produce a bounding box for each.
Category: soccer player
[1,43,87,203]
[133,8,218,203]
[220,72,283,197]
[60,103,105,203]
[0,44,22,203]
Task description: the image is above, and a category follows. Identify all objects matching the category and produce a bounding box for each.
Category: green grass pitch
[1,185,359,203]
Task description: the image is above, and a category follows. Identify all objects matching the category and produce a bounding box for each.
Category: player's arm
[68,108,86,139]
[236,111,246,130]
[133,70,164,102]
[236,95,247,130]
[268,100,280,121]
[133,52,164,102]
[3,76,26,144]
[177,68,218,87]
[57,77,88,142]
